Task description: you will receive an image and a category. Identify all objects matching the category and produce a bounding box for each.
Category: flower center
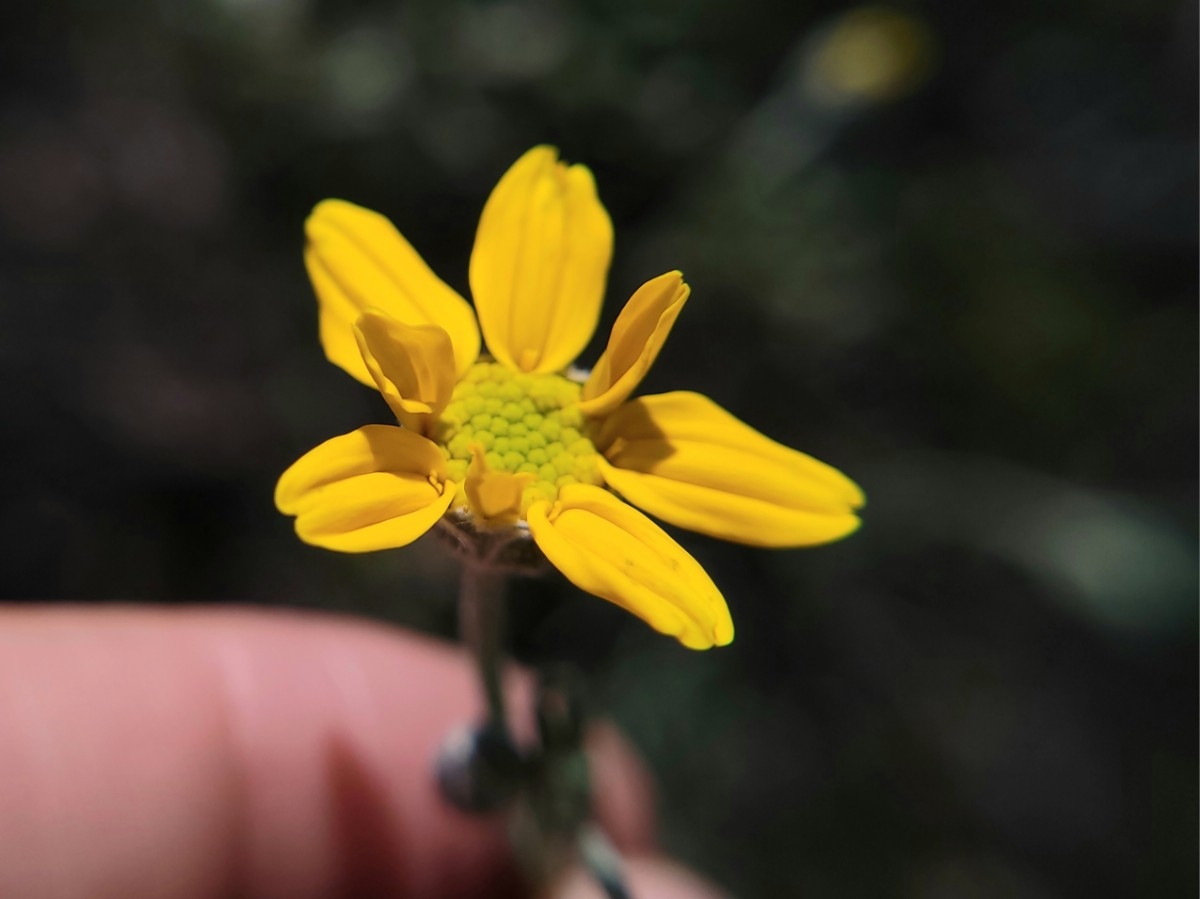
[435,362,603,516]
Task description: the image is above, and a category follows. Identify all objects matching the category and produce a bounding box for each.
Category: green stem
[459,561,509,736]
[456,558,635,898]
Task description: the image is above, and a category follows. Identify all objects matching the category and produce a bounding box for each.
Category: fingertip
[0,606,670,899]
[586,722,658,853]
[0,606,519,899]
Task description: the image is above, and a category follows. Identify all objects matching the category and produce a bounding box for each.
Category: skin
[0,606,725,899]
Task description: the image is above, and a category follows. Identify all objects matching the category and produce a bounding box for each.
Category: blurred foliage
[0,0,1195,896]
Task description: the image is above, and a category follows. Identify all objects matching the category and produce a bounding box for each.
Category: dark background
[1,1,1196,896]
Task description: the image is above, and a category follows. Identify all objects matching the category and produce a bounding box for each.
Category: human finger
[0,605,654,899]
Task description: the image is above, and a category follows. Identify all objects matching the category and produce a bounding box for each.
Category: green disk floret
[435,362,603,515]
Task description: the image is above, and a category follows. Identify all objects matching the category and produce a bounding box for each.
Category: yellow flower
[276,146,864,650]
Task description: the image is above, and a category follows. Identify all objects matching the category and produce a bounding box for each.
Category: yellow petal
[275,425,455,553]
[464,443,534,526]
[353,311,456,435]
[469,146,613,374]
[527,485,733,649]
[594,392,864,548]
[305,199,480,384]
[577,272,690,418]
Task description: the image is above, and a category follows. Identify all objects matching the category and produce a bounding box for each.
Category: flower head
[276,146,864,649]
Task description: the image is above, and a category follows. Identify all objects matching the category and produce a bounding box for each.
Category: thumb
[550,856,730,899]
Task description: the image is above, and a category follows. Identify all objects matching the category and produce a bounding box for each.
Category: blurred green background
[1,0,1195,896]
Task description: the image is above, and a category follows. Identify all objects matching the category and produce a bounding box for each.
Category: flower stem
[459,560,509,736]
[453,554,635,898]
